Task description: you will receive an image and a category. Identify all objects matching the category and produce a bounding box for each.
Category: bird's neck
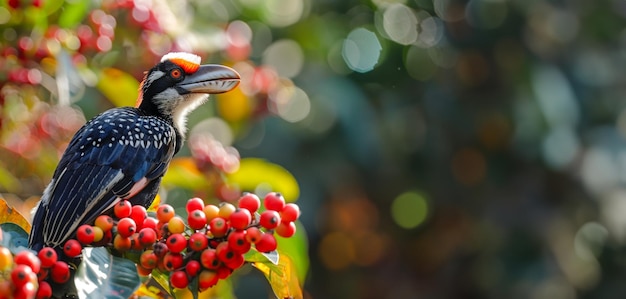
[132,103,184,155]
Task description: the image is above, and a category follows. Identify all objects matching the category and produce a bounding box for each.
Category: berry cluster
[0,236,65,299]
[0,192,300,298]
[146,192,300,290]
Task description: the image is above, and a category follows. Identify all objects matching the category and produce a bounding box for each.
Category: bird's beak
[178,64,241,94]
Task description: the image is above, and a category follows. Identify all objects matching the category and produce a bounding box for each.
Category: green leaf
[141,270,173,298]
[42,0,66,15]
[245,248,279,265]
[75,247,141,299]
[276,221,309,282]
[58,0,90,28]
[0,164,22,194]
[96,68,140,108]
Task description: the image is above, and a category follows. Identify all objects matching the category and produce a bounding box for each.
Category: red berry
[263,192,285,211]
[14,251,41,274]
[7,0,19,10]
[227,231,251,253]
[229,209,252,230]
[142,217,158,230]
[130,205,147,230]
[189,232,208,252]
[216,266,232,279]
[163,252,184,271]
[156,204,175,223]
[198,270,219,289]
[186,197,205,213]
[185,260,201,277]
[14,281,37,299]
[114,200,132,218]
[216,242,236,264]
[139,250,158,270]
[166,233,187,254]
[255,233,277,253]
[259,210,281,230]
[95,215,114,232]
[137,265,152,277]
[245,227,263,244]
[37,247,57,268]
[50,261,70,284]
[209,217,229,238]
[224,252,244,269]
[36,280,52,299]
[117,218,137,238]
[11,264,35,287]
[76,224,95,245]
[280,203,300,223]
[138,227,157,247]
[275,221,297,238]
[63,239,82,258]
[238,193,260,213]
[188,210,207,230]
[170,270,189,289]
[200,249,220,270]
[37,267,49,282]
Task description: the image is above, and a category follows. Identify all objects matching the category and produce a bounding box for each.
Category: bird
[28,52,241,252]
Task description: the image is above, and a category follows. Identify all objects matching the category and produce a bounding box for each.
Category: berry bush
[0,192,301,298]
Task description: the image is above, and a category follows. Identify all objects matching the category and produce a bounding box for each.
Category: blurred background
[2,0,626,298]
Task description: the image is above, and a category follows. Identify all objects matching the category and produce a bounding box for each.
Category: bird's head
[136,52,240,134]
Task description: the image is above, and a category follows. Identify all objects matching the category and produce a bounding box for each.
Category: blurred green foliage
[4,0,626,298]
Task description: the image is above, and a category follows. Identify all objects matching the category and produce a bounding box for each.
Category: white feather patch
[161,52,201,65]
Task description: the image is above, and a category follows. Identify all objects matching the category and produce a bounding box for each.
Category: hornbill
[28,52,240,252]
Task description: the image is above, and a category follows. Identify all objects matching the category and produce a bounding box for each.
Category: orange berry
[218,203,236,219]
[156,204,176,223]
[203,204,220,223]
[167,216,185,234]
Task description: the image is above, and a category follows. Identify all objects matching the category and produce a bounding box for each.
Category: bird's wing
[29,107,177,249]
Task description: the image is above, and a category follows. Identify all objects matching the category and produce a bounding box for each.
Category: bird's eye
[170,69,183,79]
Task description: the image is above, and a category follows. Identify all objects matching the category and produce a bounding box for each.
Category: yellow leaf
[0,199,31,233]
[147,194,161,213]
[134,284,165,299]
[227,158,300,202]
[253,253,303,299]
[97,68,140,107]
[216,87,251,123]
[162,157,210,190]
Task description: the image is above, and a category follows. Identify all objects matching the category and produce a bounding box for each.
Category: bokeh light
[342,28,382,73]
[318,231,355,270]
[391,191,428,229]
[262,39,304,78]
[261,0,306,28]
[382,4,418,45]
[270,85,311,123]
